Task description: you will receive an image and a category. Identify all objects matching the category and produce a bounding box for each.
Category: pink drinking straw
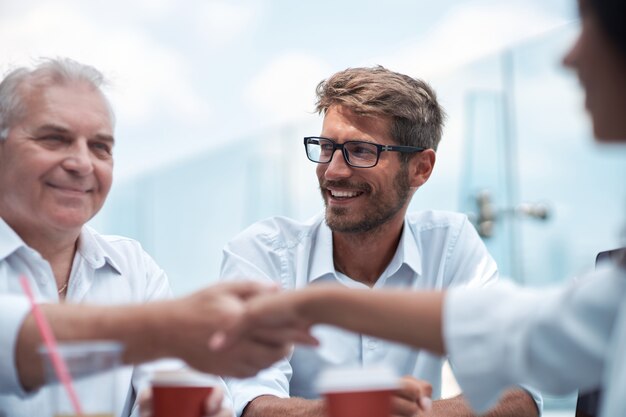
[19,275,84,416]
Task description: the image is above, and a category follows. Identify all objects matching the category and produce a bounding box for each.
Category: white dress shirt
[445,262,626,417]
[220,210,510,417]
[0,217,171,417]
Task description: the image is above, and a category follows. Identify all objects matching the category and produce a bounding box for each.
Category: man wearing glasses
[220,66,540,417]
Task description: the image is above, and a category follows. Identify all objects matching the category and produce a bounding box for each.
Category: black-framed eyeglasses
[304,136,426,168]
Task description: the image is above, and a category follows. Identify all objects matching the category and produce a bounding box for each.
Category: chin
[49,212,92,230]
[593,123,626,143]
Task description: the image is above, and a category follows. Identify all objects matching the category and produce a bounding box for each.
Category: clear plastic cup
[39,341,124,417]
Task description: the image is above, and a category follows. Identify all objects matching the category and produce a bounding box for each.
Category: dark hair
[315,66,445,160]
[589,0,626,59]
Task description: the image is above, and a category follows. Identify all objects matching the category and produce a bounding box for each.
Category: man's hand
[209,289,318,354]
[392,376,433,417]
[139,385,232,417]
[153,281,307,377]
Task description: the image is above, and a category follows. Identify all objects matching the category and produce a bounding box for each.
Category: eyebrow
[33,124,115,144]
[318,136,380,144]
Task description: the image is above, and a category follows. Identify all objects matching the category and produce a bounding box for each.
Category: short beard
[322,164,411,234]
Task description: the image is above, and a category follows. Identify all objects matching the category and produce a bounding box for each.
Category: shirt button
[367,340,378,350]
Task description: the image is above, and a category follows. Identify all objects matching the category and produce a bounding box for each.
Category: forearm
[297,286,446,354]
[16,281,287,391]
[426,389,538,417]
[242,395,325,417]
[16,301,170,390]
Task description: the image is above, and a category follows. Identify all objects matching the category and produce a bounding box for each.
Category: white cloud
[244,52,331,125]
[379,0,571,78]
[0,3,211,127]
[129,0,177,19]
[194,1,260,47]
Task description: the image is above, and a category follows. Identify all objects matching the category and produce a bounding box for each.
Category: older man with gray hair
[0,58,304,417]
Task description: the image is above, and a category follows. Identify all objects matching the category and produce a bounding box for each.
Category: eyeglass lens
[306,138,378,167]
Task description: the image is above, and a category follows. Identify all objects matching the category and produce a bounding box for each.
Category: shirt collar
[77,225,122,274]
[309,218,337,282]
[307,216,423,283]
[0,217,28,261]
[398,218,423,277]
[0,217,120,277]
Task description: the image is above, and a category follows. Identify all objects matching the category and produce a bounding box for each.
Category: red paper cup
[316,367,400,417]
[151,370,217,417]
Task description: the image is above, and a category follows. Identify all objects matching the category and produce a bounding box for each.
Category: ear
[408,149,436,188]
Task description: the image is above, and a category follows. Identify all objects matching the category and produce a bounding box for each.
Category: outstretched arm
[299,286,446,354]
[16,281,314,391]
[231,285,446,356]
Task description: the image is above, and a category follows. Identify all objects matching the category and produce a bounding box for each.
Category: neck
[8,220,79,291]
[332,215,404,287]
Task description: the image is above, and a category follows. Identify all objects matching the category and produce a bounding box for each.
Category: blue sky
[0,0,574,179]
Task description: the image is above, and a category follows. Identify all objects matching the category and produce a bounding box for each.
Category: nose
[320,148,352,180]
[61,140,94,176]
[562,33,580,69]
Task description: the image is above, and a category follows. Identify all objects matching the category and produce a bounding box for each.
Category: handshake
[18,281,319,392]
[146,281,319,377]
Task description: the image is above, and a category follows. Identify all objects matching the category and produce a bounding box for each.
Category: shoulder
[82,227,170,301]
[226,214,324,251]
[404,210,484,261]
[83,226,157,269]
[89,228,147,254]
[405,210,470,234]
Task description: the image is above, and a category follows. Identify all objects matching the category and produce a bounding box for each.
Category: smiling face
[316,105,413,234]
[0,82,114,241]
[563,0,626,142]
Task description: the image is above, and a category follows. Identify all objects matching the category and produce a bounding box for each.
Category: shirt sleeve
[0,295,34,395]
[220,225,294,416]
[219,228,284,285]
[444,216,498,288]
[443,266,624,413]
[442,217,544,413]
[225,357,293,417]
[139,248,172,302]
[128,246,173,415]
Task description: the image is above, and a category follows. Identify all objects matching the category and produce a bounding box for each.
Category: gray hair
[0,57,115,141]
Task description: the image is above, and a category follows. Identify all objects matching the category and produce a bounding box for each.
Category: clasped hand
[159,281,317,378]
